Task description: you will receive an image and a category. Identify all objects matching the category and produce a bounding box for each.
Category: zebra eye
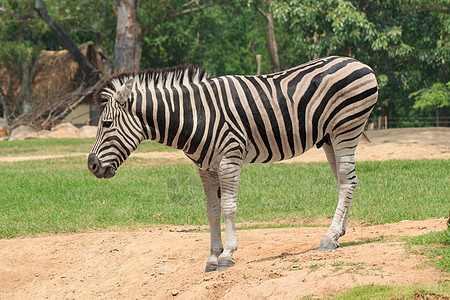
[103,121,113,128]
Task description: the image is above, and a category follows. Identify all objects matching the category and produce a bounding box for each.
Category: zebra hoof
[205,263,218,273]
[217,257,235,270]
[318,237,339,251]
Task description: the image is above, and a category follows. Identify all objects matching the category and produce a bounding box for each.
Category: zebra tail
[361,130,371,143]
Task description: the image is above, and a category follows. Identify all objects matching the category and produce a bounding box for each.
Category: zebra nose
[88,153,101,176]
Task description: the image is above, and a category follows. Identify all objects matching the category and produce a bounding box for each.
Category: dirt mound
[0,219,447,299]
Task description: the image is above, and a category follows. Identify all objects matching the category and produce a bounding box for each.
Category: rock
[46,123,80,138]
[7,123,98,140]
[0,127,7,137]
[8,125,38,141]
[78,125,98,138]
[35,130,51,139]
[53,123,79,132]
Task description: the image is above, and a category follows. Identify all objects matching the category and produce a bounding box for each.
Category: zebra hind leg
[216,155,242,270]
[198,169,224,272]
[319,145,358,251]
[323,143,338,181]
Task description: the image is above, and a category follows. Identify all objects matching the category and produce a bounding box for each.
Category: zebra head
[88,76,145,178]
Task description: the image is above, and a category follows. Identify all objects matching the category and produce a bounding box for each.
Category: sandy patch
[0,219,447,299]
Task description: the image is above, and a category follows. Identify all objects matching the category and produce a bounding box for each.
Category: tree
[272,0,449,127]
[34,0,100,83]
[411,82,449,126]
[1,0,447,129]
[136,0,226,72]
[250,0,280,72]
[113,0,140,73]
[0,0,106,129]
[0,1,45,122]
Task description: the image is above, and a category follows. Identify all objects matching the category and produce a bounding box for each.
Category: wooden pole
[384,115,388,129]
[378,115,382,130]
[436,108,440,127]
[256,54,262,75]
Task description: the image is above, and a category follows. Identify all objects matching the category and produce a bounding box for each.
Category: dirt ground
[0,128,449,299]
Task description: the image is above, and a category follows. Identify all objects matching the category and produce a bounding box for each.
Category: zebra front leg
[319,147,358,251]
[217,156,242,270]
[198,169,223,272]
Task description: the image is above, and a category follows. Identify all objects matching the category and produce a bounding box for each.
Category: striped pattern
[89,56,379,270]
[90,65,208,169]
[91,56,377,170]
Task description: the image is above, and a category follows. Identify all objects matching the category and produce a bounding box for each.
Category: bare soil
[1,127,448,163]
[0,128,449,299]
[0,219,448,300]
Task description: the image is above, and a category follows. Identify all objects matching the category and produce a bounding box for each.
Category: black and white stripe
[89,56,378,271]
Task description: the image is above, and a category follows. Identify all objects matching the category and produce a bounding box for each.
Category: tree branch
[34,0,100,84]
[256,6,267,18]
[0,2,38,20]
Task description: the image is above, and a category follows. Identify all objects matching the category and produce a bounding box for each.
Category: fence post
[436,109,440,127]
[256,54,262,76]
[384,115,388,129]
[378,115,382,130]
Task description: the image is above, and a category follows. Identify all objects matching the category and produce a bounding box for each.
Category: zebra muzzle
[88,153,116,179]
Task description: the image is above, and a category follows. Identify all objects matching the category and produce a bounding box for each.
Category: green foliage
[0,2,45,66]
[273,0,376,58]
[0,40,33,65]
[272,0,449,125]
[334,281,449,299]
[411,82,450,110]
[140,3,272,76]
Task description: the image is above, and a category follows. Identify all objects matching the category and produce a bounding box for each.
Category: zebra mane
[94,65,209,107]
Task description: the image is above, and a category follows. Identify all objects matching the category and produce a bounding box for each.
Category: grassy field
[0,138,448,238]
[0,138,176,157]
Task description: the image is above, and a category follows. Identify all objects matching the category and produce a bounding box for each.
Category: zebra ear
[115,78,133,104]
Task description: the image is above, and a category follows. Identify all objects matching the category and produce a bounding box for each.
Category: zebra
[88,56,378,272]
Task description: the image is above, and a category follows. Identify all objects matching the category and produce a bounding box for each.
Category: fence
[368,116,450,129]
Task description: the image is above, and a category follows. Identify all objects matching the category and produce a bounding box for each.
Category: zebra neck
[140,82,203,152]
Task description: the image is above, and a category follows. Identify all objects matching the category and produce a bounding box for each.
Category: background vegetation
[0,0,449,127]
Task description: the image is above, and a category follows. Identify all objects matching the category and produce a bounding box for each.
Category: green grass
[407,225,450,272]
[0,138,176,157]
[330,281,450,300]
[239,160,449,224]
[0,155,448,238]
[0,157,205,237]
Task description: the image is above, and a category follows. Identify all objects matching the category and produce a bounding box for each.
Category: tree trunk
[0,86,13,125]
[133,24,142,72]
[265,11,280,72]
[256,0,280,73]
[34,0,100,84]
[16,57,38,115]
[113,0,140,73]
